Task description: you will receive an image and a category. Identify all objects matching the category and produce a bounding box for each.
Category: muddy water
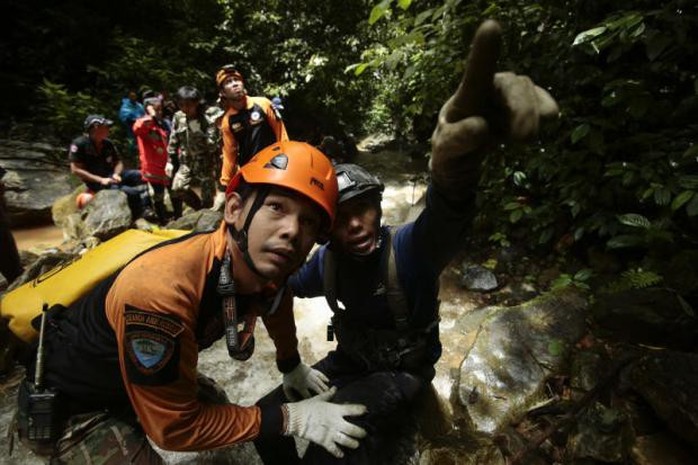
[0,148,479,464]
[11,224,64,252]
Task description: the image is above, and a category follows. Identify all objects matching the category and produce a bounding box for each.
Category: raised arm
[430,20,559,201]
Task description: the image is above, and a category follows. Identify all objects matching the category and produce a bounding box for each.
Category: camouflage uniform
[15,374,229,464]
[205,102,226,190]
[167,108,219,209]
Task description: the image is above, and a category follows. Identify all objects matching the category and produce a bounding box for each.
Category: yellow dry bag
[0,228,190,343]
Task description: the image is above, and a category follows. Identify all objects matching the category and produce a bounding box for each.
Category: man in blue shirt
[255,20,559,464]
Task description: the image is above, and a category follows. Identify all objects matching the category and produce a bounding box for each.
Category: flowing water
[0,148,479,464]
[11,225,64,252]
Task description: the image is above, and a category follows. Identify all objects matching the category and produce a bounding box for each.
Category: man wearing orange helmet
[15,141,366,463]
[211,65,289,211]
[255,20,559,464]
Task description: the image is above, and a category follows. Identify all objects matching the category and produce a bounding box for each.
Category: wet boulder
[460,263,498,292]
[81,189,132,240]
[0,140,73,227]
[165,209,223,232]
[627,350,698,448]
[591,288,698,351]
[630,431,695,465]
[566,402,634,463]
[455,288,588,434]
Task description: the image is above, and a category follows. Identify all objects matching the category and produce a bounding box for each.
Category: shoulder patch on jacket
[124,305,183,386]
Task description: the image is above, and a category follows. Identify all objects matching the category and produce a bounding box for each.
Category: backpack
[0,228,189,344]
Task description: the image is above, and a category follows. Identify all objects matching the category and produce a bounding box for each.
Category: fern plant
[603,268,663,293]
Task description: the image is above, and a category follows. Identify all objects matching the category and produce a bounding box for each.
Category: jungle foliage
[4,0,697,291]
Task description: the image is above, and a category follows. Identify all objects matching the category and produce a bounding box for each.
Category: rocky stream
[1,138,696,464]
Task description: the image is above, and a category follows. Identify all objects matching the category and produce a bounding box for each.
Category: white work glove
[284,387,367,459]
[283,363,330,401]
[210,191,226,211]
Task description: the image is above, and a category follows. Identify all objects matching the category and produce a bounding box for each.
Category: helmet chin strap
[228,185,271,279]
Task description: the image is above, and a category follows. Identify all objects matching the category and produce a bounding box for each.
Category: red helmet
[226,141,338,229]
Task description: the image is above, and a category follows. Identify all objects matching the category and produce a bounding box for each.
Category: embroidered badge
[250,111,261,121]
[129,331,171,370]
[124,306,183,386]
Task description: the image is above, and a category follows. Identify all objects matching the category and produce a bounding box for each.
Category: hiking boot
[141,207,159,223]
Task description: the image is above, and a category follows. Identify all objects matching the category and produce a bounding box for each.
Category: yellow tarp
[1,228,190,343]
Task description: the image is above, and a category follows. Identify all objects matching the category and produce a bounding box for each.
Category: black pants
[254,351,428,465]
[88,169,149,219]
[111,169,149,218]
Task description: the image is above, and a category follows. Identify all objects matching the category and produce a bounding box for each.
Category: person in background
[15,141,367,463]
[211,65,288,211]
[0,165,23,286]
[205,96,228,210]
[271,96,284,121]
[69,114,148,218]
[254,20,559,464]
[118,90,146,161]
[167,86,218,213]
[133,97,172,224]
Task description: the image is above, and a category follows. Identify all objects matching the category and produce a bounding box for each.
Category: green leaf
[397,0,412,10]
[551,275,573,290]
[369,0,392,25]
[509,209,524,223]
[622,171,636,187]
[618,213,651,229]
[678,175,698,189]
[571,203,581,218]
[548,339,565,357]
[415,9,432,26]
[354,63,370,76]
[654,187,671,206]
[641,186,655,201]
[573,27,607,46]
[571,124,590,144]
[538,228,553,245]
[686,195,698,217]
[574,268,593,281]
[671,191,694,211]
[606,13,643,32]
[607,234,645,249]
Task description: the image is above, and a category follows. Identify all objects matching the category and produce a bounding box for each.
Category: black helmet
[334,163,384,204]
[175,85,203,104]
[83,114,113,131]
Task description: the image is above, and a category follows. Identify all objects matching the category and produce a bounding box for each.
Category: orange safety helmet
[226,141,338,228]
[216,65,244,88]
